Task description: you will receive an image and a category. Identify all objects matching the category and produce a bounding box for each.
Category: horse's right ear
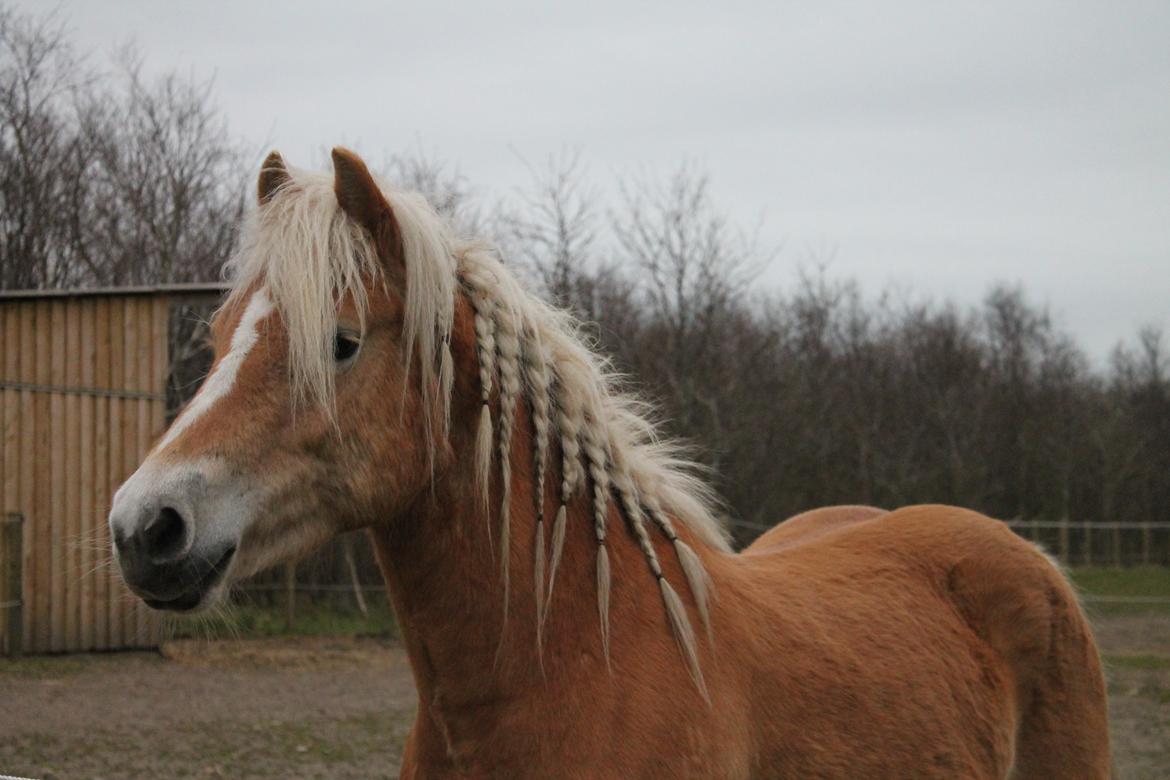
[331,147,393,236]
[331,147,407,278]
[258,151,290,204]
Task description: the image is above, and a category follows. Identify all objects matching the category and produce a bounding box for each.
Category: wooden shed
[0,284,226,654]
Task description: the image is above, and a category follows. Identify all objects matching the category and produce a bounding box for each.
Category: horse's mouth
[142,545,236,612]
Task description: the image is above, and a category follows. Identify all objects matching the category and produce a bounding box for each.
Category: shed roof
[0,283,230,302]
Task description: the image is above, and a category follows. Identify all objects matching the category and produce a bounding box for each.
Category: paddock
[1,593,1168,779]
[0,285,226,654]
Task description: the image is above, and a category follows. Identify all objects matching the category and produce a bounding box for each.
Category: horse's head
[107,147,722,698]
[108,148,462,611]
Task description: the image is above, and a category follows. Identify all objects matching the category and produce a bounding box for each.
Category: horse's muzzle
[109,473,237,612]
[115,531,236,612]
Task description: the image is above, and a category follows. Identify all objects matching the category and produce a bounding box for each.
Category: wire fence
[1001,519,1170,568]
[726,518,1170,568]
[225,520,1170,623]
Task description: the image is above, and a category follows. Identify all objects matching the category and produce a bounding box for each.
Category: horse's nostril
[142,506,188,562]
[112,526,129,553]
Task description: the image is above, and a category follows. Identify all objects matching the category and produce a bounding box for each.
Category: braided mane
[226,163,730,695]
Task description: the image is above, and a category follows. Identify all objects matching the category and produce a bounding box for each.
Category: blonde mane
[225,163,730,695]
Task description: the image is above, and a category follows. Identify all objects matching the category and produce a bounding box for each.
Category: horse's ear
[257,151,290,204]
[332,147,391,235]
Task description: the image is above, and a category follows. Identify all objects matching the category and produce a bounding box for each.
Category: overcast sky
[27,0,1170,362]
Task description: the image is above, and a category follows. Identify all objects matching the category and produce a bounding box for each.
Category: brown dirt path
[1,618,1168,778]
[1,637,416,779]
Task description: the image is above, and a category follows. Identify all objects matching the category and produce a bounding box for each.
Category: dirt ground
[1,638,416,779]
[2,614,1168,779]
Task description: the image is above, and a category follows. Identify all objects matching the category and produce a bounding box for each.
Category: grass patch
[0,655,88,678]
[1105,654,1170,671]
[1067,567,1170,616]
[166,598,396,641]
[1070,567,1170,599]
[3,712,403,780]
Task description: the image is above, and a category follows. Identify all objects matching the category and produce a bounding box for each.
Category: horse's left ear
[331,147,392,235]
[258,150,290,204]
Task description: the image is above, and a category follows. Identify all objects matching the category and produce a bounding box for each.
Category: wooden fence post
[1083,520,1092,566]
[2,513,23,656]
[284,561,296,631]
[343,534,368,617]
[1058,517,1069,566]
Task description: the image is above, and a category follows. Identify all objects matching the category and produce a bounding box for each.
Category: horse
[108,148,1112,778]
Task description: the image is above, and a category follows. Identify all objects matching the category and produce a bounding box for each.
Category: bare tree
[610,164,767,479]
[613,164,761,359]
[0,7,248,290]
[3,5,1168,560]
[0,7,88,288]
[77,47,247,285]
[380,149,483,234]
[500,150,598,306]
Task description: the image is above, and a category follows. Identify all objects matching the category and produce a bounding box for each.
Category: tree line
[488,159,1169,559]
[2,6,1166,564]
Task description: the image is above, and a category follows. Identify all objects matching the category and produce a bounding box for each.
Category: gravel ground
[1,616,1167,779]
[0,637,416,779]
[1092,611,1170,780]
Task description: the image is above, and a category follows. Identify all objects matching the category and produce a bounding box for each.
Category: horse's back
[723,504,1111,778]
[742,504,888,555]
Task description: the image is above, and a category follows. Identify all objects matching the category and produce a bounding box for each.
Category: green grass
[166,598,397,641]
[1104,654,1170,671]
[1069,567,1170,599]
[0,654,88,678]
[1067,566,1170,616]
[164,568,1166,639]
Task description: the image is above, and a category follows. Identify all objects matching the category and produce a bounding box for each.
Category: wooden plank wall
[0,293,173,653]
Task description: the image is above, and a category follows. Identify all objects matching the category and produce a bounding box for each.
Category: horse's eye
[334,333,360,364]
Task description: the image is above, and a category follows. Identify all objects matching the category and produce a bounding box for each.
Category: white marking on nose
[154,287,274,454]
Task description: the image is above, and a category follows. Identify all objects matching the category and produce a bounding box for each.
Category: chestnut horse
[109,148,1111,778]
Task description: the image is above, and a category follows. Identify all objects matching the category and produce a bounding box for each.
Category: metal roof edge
[0,283,231,301]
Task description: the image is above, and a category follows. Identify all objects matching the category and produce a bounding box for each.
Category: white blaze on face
[109,285,274,593]
[155,287,274,454]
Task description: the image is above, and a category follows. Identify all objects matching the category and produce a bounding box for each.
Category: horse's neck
[366,419,697,723]
[368,423,571,699]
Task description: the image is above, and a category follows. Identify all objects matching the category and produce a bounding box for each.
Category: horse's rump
[728,504,1111,778]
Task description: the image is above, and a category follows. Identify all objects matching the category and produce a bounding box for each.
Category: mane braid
[234,163,731,699]
[522,327,554,649]
[543,378,581,631]
[462,268,499,536]
[493,301,522,642]
[612,466,709,701]
[642,488,714,642]
[581,417,613,666]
